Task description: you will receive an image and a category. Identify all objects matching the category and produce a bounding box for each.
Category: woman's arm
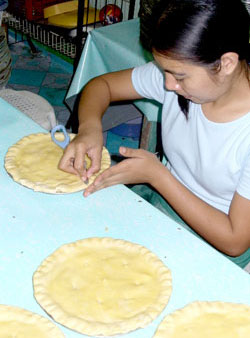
[84,146,250,257]
[59,69,142,180]
[151,160,250,256]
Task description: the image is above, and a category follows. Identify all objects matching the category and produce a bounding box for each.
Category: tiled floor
[7,35,73,126]
[6,33,141,154]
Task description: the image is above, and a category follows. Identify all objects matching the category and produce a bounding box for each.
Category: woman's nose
[165,74,180,91]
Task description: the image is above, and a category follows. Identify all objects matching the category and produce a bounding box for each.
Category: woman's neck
[202,62,250,123]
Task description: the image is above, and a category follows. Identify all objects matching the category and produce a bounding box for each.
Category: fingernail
[120,147,126,154]
[82,177,89,184]
[84,191,90,197]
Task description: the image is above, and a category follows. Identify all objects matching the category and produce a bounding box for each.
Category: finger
[83,182,95,197]
[119,146,144,158]
[86,148,102,178]
[84,167,117,196]
[92,164,122,185]
[84,179,105,197]
[84,176,116,197]
[58,152,79,176]
[73,146,88,179]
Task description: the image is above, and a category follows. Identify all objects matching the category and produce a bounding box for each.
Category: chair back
[44,0,89,19]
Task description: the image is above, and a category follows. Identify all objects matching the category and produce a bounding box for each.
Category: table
[0,99,250,338]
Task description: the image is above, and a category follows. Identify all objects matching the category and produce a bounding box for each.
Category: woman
[59,0,250,268]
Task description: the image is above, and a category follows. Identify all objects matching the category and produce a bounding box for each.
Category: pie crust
[4,133,110,194]
[0,304,64,337]
[153,301,250,338]
[33,237,172,336]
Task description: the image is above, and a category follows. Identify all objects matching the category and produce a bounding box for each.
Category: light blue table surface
[66,18,162,123]
[0,98,250,337]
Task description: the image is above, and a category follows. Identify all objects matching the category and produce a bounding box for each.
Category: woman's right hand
[58,125,103,182]
[58,68,141,182]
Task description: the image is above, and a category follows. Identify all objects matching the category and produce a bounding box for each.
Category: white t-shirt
[132,62,250,214]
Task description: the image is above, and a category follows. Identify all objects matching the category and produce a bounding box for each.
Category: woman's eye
[176,78,184,82]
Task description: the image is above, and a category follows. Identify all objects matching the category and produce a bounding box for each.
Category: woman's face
[153,53,226,104]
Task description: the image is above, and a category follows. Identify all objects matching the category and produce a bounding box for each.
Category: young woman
[59,0,250,269]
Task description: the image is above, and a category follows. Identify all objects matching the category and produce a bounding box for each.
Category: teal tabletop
[0,98,250,337]
[66,18,162,123]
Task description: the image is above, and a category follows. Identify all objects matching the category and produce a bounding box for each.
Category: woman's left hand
[83,146,162,197]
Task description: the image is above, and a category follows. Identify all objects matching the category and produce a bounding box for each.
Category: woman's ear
[220,52,239,75]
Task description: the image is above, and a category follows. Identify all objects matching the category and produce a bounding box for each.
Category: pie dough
[33,237,172,336]
[4,133,110,194]
[0,304,64,337]
[153,301,250,338]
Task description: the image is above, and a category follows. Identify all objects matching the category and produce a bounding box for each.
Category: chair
[0,21,57,131]
[43,0,100,29]
[0,89,57,130]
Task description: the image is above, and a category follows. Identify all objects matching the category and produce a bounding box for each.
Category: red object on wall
[99,4,123,26]
[8,0,68,21]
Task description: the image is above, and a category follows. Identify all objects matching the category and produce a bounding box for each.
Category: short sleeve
[131,62,165,104]
[236,152,250,200]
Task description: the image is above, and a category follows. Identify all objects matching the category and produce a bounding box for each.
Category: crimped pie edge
[153,300,250,337]
[0,304,65,337]
[4,133,111,194]
[33,237,172,336]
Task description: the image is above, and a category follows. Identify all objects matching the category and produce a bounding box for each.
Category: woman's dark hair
[140,0,250,116]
